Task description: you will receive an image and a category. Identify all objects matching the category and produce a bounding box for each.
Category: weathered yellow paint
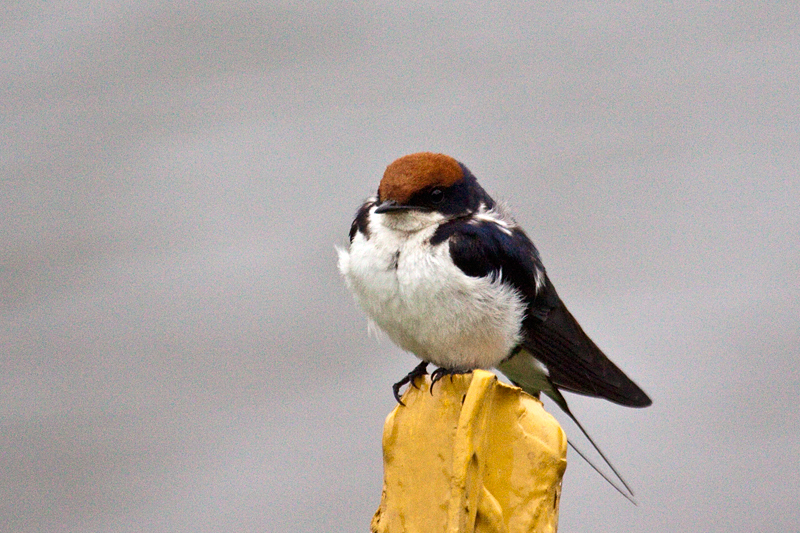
[371,370,567,533]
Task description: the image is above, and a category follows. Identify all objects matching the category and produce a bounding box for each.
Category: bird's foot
[430,367,473,394]
[392,361,429,405]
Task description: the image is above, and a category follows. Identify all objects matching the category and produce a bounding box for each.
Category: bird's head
[374,152,490,231]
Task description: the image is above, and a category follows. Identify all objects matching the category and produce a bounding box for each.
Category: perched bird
[337,152,651,500]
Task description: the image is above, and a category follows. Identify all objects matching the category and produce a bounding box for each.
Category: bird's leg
[392,361,429,405]
[430,367,473,394]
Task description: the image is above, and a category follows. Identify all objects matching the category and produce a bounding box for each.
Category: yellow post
[371,370,567,533]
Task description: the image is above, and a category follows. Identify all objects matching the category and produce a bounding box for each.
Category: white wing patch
[470,202,545,296]
[471,202,515,236]
[533,265,545,294]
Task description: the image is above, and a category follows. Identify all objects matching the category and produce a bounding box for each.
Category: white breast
[337,210,525,370]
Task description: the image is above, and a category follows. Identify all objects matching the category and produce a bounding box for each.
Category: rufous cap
[378,152,464,204]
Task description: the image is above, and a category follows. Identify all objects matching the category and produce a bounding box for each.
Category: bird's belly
[341,233,525,370]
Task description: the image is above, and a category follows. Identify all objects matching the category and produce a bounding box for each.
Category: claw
[392,361,429,405]
[392,382,406,405]
[429,367,472,394]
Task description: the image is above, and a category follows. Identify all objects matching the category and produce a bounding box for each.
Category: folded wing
[441,215,651,408]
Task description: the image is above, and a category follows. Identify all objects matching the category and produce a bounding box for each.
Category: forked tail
[544,387,637,504]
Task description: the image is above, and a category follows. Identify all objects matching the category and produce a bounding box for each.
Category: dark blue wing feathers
[349,201,373,242]
[434,219,555,314]
[437,217,652,408]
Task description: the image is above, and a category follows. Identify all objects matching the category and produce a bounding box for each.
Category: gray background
[2,2,798,532]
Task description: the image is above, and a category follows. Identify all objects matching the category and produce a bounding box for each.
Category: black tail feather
[545,387,637,503]
[567,439,637,505]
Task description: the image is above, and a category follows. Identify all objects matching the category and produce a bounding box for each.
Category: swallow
[337,152,651,501]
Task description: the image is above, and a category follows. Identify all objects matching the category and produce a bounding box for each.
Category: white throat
[375,208,447,233]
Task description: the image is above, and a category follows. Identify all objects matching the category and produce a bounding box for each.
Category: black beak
[374,200,425,214]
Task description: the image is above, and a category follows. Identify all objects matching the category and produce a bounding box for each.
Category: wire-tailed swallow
[337,152,651,500]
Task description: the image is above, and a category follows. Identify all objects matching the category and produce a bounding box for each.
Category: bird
[337,152,652,501]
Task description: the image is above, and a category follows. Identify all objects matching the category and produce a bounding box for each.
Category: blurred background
[2,2,798,531]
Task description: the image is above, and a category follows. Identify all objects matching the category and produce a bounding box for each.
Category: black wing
[349,199,375,242]
[439,217,651,408]
[521,285,652,407]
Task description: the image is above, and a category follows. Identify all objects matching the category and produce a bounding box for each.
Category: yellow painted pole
[371,370,567,533]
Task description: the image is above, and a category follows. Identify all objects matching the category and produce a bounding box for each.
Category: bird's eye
[429,188,445,204]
